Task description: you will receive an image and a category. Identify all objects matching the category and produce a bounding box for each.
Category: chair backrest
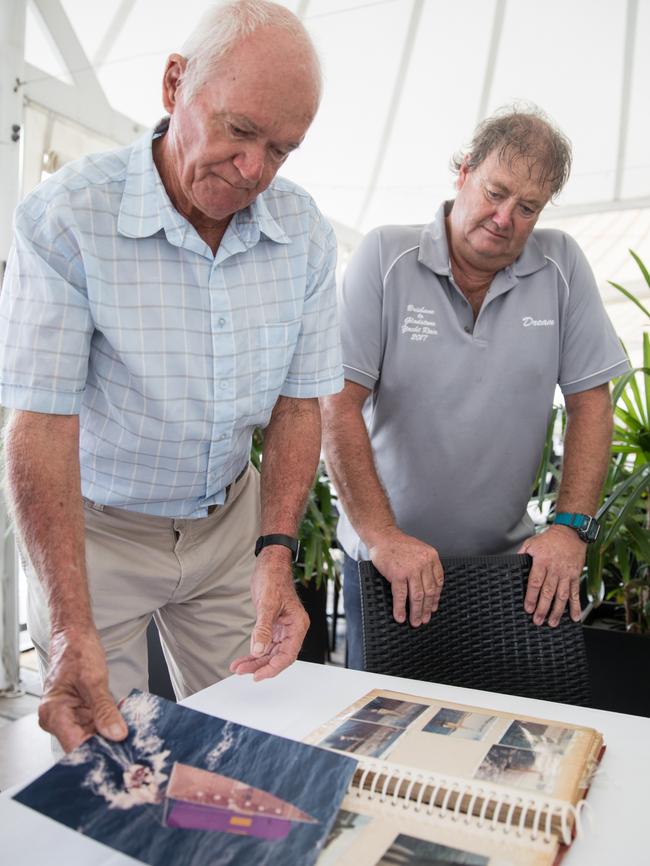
[359,554,591,705]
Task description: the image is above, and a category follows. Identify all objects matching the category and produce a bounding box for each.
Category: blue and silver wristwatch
[553,512,600,544]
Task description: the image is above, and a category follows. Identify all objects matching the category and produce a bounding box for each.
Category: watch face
[579,518,600,544]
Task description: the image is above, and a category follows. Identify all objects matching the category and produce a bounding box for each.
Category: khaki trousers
[25,465,259,702]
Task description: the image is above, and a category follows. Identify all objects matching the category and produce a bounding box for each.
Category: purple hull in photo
[163,762,318,841]
[166,800,294,840]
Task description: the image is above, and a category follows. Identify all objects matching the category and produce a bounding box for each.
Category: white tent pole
[19,0,143,146]
[541,195,650,221]
[92,0,137,70]
[613,0,638,201]
[296,0,311,18]
[0,2,25,262]
[33,0,111,109]
[0,0,26,696]
[476,0,506,124]
[354,0,424,230]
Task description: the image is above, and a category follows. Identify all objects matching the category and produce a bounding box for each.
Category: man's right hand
[38,627,128,752]
[368,529,444,627]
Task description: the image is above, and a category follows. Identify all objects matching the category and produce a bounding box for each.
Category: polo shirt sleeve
[0,193,93,414]
[557,233,630,396]
[339,227,384,391]
[280,207,344,398]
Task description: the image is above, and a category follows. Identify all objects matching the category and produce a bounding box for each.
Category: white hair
[178,0,321,103]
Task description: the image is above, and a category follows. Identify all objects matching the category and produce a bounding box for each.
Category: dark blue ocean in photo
[14,691,356,866]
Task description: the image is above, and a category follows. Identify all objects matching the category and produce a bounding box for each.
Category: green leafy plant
[588,252,650,631]
[294,465,340,588]
[532,251,650,632]
[250,429,340,589]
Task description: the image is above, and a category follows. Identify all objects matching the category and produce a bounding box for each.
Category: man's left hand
[518,525,587,627]
[230,553,309,681]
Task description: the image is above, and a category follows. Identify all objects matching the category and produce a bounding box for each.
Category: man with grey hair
[0,0,341,749]
[321,106,628,670]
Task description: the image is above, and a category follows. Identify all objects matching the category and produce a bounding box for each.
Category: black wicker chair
[359,554,591,705]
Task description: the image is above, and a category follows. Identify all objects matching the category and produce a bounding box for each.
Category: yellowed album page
[306,689,603,807]
[315,795,559,866]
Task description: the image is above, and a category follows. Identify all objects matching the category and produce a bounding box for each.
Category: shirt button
[464,325,471,334]
[219,379,228,389]
[218,433,227,441]
[218,317,226,327]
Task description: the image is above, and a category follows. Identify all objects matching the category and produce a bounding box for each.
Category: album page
[306,689,603,808]
[315,795,560,866]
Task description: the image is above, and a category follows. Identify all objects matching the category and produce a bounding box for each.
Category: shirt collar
[236,192,291,246]
[510,228,547,276]
[117,124,291,251]
[418,201,452,275]
[117,128,167,240]
[418,199,548,279]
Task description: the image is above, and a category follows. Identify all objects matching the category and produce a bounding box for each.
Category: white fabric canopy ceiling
[21,0,650,359]
[25,0,650,228]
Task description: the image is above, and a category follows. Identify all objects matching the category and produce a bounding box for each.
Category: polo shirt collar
[418,202,452,275]
[117,126,291,253]
[510,229,547,276]
[418,199,548,280]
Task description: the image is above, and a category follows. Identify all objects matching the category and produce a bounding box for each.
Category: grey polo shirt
[337,202,629,559]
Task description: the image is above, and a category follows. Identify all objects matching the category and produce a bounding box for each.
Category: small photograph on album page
[499,720,574,754]
[423,708,497,741]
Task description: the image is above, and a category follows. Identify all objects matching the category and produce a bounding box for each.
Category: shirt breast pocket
[247,317,302,405]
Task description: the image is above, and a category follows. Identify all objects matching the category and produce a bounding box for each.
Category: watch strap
[255,533,300,562]
[554,512,600,543]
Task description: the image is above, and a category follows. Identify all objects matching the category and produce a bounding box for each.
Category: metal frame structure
[613,0,638,202]
[0,0,141,693]
[476,0,506,126]
[0,0,26,695]
[355,0,424,230]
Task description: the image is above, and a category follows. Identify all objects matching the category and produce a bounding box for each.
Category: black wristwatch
[553,512,600,544]
[254,534,301,562]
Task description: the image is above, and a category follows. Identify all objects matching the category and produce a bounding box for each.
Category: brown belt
[207,463,249,514]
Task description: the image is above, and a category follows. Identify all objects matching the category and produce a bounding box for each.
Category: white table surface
[2,661,648,865]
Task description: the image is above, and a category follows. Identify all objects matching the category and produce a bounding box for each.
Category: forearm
[522,386,612,625]
[230,396,316,678]
[4,410,92,633]
[320,387,396,548]
[557,384,613,514]
[260,396,321,539]
[322,385,444,625]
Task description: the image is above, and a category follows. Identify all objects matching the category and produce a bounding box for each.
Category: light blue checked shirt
[0,128,343,517]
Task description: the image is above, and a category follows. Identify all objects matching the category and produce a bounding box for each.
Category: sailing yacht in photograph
[164,763,319,840]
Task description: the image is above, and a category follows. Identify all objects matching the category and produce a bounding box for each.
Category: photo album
[306,689,604,866]
[13,690,357,866]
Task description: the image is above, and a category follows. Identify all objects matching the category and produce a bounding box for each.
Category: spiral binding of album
[349,756,587,847]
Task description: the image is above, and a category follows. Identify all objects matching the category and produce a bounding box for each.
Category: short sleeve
[0,196,93,414]
[557,236,629,395]
[338,228,384,391]
[281,208,343,398]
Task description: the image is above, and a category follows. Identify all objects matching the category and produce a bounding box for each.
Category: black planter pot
[295,579,329,664]
[583,604,650,717]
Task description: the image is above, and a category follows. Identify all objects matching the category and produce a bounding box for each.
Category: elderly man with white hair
[0,0,341,750]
